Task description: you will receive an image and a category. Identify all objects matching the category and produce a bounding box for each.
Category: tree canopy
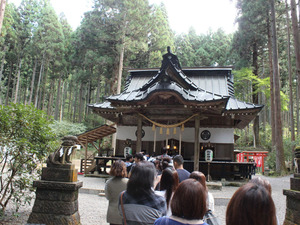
[0,0,298,173]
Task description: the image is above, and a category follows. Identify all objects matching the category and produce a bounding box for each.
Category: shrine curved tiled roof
[226,97,263,111]
[107,80,228,103]
[89,48,263,116]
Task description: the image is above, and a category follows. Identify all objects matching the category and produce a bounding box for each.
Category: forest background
[1,0,300,174]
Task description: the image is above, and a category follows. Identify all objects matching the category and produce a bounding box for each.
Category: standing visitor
[125,154,133,175]
[134,152,145,163]
[161,156,174,171]
[154,159,163,176]
[189,171,214,212]
[154,179,208,225]
[190,171,220,225]
[105,160,128,225]
[173,155,190,183]
[155,169,179,216]
[226,182,277,225]
[161,147,170,158]
[128,152,145,177]
[119,161,167,225]
[249,177,279,225]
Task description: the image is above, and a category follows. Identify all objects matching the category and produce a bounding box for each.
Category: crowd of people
[105,150,278,225]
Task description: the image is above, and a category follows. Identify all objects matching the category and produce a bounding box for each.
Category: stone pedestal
[27,164,82,225]
[283,173,300,225]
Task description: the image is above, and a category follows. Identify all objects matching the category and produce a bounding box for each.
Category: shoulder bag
[203,210,221,225]
[121,191,127,225]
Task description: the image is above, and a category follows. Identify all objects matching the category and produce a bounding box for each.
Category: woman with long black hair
[119,161,166,225]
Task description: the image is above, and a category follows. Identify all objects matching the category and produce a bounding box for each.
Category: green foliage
[234,68,289,110]
[0,103,56,213]
[232,0,269,69]
[49,120,87,138]
[147,3,175,67]
[175,28,233,67]
[235,126,254,148]
[266,136,297,173]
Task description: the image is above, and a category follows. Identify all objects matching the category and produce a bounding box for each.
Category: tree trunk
[0,45,8,105]
[38,65,45,110]
[11,58,20,102]
[252,42,260,147]
[117,43,125,94]
[34,56,44,108]
[297,87,300,137]
[14,58,23,104]
[68,80,72,120]
[41,66,48,111]
[291,0,300,137]
[270,0,286,173]
[0,0,6,35]
[54,74,62,120]
[267,12,276,148]
[298,0,300,30]
[285,0,295,142]
[61,81,67,121]
[96,75,101,102]
[28,59,37,105]
[86,79,91,117]
[73,83,78,123]
[78,82,83,123]
[110,55,119,95]
[23,76,28,104]
[47,79,54,117]
[5,63,12,105]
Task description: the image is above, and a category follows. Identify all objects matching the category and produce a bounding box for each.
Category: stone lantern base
[283,173,300,225]
[27,164,82,225]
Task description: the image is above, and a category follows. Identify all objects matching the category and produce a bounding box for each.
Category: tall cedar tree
[269,0,286,173]
[233,0,270,147]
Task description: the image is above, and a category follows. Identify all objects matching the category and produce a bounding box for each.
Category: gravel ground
[0,174,292,225]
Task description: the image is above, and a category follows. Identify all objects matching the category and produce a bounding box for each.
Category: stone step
[79,188,105,195]
[207,182,222,190]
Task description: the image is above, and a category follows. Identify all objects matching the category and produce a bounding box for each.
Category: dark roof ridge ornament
[161,46,182,70]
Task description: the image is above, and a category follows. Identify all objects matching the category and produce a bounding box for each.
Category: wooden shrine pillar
[194,115,200,171]
[136,114,143,153]
[84,139,88,175]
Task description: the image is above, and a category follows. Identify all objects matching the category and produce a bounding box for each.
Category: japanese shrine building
[88,48,263,172]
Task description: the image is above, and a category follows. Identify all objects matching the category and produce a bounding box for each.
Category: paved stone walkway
[1,174,292,225]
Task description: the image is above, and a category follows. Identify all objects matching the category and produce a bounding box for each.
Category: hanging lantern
[160,127,163,134]
[166,128,170,135]
[181,124,184,131]
[173,127,176,134]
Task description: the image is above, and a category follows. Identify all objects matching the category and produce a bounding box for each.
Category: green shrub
[0,103,56,214]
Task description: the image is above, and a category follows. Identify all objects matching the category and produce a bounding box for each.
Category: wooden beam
[84,138,88,175]
[136,114,143,153]
[91,142,100,152]
[194,115,200,171]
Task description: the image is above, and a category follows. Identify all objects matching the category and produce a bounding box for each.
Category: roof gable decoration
[163,46,182,70]
[140,47,199,92]
[105,51,231,104]
[104,47,230,105]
